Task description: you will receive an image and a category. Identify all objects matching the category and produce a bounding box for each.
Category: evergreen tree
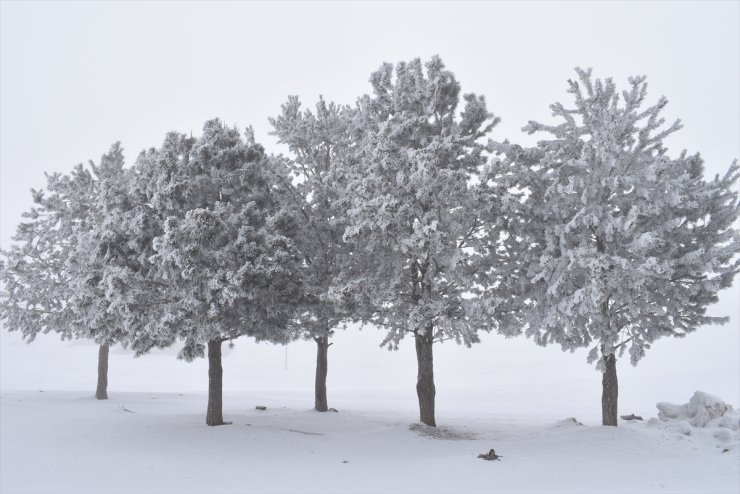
[495,69,740,426]
[270,96,357,412]
[134,120,303,426]
[0,144,151,399]
[340,57,500,426]
[0,169,88,343]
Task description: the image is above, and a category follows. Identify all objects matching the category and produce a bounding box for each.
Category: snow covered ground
[2,389,738,494]
[1,319,739,494]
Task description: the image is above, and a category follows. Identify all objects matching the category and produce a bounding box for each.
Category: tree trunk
[206,339,224,426]
[314,336,330,412]
[415,326,436,427]
[601,353,618,426]
[95,344,109,400]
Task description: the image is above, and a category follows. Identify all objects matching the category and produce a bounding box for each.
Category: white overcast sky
[1,1,738,400]
[2,1,738,246]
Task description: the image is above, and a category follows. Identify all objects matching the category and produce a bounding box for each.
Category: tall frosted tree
[495,69,740,426]
[71,144,177,397]
[134,120,303,426]
[341,57,500,426]
[0,144,149,399]
[270,96,356,412]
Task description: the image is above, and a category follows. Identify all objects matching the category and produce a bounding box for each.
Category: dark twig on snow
[119,405,135,413]
[620,413,643,421]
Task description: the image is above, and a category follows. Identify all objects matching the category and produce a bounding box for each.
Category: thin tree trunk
[601,353,618,426]
[415,325,436,427]
[95,344,109,400]
[206,339,224,426]
[314,335,330,412]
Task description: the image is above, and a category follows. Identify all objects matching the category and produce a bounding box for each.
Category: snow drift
[657,391,734,427]
[651,391,739,450]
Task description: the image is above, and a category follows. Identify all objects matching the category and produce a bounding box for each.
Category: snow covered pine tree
[341,57,500,427]
[0,144,145,399]
[71,143,178,398]
[494,68,740,426]
[134,120,303,426]
[270,96,357,412]
[69,144,132,400]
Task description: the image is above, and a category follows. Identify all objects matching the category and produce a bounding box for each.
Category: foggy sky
[2,1,738,244]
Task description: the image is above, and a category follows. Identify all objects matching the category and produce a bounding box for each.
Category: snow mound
[654,391,740,451]
[551,417,583,428]
[657,391,733,427]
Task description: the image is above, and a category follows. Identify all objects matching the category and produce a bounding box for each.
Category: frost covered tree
[70,144,177,397]
[340,57,500,426]
[270,96,357,412]
[0,168,90,382]
[0,144,149,399]
[495,69,740,426]
[134,120,303,426]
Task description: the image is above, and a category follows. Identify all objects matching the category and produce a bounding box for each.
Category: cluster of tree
[2,57,738,428]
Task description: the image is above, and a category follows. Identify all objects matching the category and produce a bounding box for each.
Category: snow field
[1,326,739,494]
[1,389,738,494]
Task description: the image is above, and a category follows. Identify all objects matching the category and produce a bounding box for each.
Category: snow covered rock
[687,392,734,427]
[655,392,740,451]
[657,391,732,427]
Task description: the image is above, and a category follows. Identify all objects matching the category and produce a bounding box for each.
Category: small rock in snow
[477,449,503,461]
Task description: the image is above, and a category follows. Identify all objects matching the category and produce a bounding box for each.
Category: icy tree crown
[339,56,504,348]
[503,68,740,367]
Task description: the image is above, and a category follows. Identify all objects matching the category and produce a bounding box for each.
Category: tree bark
[415,325,436,427]
[601,353,618,426]
[95,344,109,400]
[206,339,224,426]
[314,336,330,412]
